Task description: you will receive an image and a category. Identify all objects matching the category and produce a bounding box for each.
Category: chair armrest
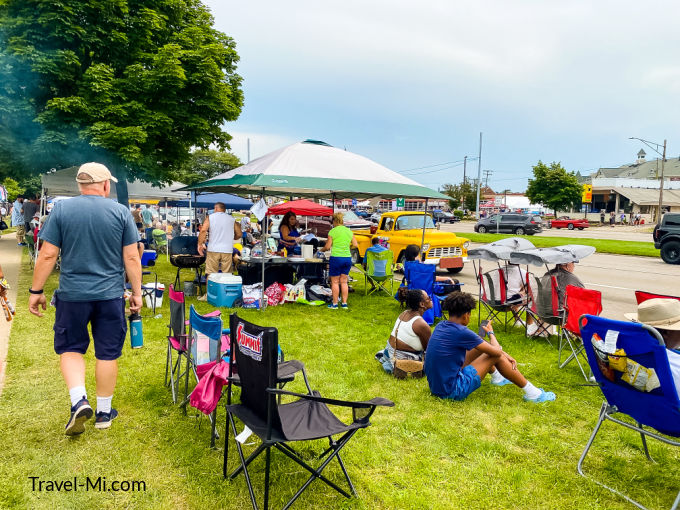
[266,388,394,409]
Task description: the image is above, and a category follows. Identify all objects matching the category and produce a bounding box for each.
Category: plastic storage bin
[207,273,243,308]
[143,283,165,309]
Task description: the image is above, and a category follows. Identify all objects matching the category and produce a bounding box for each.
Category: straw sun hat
[624,298,680,331]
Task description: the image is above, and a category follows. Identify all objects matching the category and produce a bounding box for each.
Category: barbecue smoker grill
[169,236,206,294]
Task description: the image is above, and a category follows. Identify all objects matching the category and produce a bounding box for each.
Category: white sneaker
[527,323,538,336]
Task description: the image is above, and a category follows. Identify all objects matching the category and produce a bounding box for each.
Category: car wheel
[547,222,552,229]
[661,241,680,264]
[478,225,487,233]
[568,223,574,230]
[514,227,525,235]
[447,267,463,274]
[350,248,360,265]
[578,227,584,230]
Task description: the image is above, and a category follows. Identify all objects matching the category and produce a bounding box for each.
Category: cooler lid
[208,273,242,284]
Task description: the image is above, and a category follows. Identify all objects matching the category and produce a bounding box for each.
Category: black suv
[474,214,543,235]
[654,212,680,264]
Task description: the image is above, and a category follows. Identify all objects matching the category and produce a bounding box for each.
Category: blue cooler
[207,273,243,308]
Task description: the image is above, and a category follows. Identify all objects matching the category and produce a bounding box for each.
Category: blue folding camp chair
[402,261,442,325]
[183,305,230,447]
[579,314,680,510]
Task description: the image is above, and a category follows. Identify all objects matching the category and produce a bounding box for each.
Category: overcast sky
[203,0,680,192]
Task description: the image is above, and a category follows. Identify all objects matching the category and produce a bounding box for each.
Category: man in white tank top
[197,202,242,299]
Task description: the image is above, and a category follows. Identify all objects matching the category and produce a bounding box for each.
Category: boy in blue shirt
[425,292,555,403]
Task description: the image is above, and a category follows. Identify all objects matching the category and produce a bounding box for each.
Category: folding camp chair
[532,273,564,341]
[363,249,394,296]
[578,314,680,510]
[182,305,230,446]
[402,261,442,325]
[223,313,394,510]
[559,285,602,379]
[479,267,525,332]
[166,285,192,403]
[24,232,36,268]
[635,290,680,304]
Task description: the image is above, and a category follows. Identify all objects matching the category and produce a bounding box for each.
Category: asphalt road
[442,249,679,322]
[440,220,654,242]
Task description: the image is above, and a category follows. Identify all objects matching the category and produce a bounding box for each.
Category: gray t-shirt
[39,195,138,302]
[22,201,38,224]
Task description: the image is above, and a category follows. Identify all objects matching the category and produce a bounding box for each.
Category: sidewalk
[0,233,23,395]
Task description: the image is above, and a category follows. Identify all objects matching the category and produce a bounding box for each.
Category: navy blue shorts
[329,256,352,277]
[53,295,127,361]
[445,365,482,401]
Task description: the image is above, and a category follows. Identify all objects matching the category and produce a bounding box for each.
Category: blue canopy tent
[166,192,253,210]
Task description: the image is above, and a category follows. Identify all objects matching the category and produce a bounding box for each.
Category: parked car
[353,209,370,218]
[370,212,382,224]
[432,210,460,224]
[474,214,543,235]
[352,211,470,273]
[654,212,680,264]
[548,216,589,230]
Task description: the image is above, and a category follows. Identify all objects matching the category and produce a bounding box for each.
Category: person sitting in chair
[403,244,456,284]
[376,289,432,375]
[425,292,556,403]
[625,298,680,396]
[363,237,387,270]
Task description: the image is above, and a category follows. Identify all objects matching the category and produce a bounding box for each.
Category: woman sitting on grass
[376,288,432,374]
[424,292,556,403]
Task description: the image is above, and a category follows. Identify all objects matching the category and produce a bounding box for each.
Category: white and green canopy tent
[185,140,448,200]
[184,139,449,308]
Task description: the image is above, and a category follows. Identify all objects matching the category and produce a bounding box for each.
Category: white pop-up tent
[185,139,448,200]
[41,166,188,201]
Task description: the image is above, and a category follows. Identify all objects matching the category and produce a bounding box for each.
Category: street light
[629,136,667,222]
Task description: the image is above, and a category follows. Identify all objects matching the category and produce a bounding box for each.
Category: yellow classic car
[351,211,470,273]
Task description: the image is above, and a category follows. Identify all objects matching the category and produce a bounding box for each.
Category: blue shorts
[446,365,482,401]
[53,295,127,361]
[329,256,352,277]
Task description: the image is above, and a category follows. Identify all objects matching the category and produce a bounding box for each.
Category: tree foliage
[526,161,581,215]
[0,0,243,203]
[441,181,477,211]
[170,149,241,186]
[2,177,23,202]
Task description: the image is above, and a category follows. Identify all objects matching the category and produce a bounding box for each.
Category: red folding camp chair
[635,290,680,304]
[560,285,602,379]
[479,267,525,331]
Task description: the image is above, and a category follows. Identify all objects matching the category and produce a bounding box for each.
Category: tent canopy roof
[165,192,252,210]
[467,237,536,261]
[509,245,596,266]
[184,140,448,200]
[267,199,333,216]
[41,167,188,201]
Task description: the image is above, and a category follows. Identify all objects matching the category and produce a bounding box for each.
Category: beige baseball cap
[76,162,118,183]
[624,298,680,331]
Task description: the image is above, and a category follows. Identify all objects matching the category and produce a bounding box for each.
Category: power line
[399,157,479,176]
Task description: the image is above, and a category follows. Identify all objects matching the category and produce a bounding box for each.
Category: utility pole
[475,133,483,219]
[461,155,467,212]
[658,139,667,221]
[247,138,251,163]
[483,169,493,188]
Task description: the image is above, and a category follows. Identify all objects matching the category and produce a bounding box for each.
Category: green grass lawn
[457,232,660,258]
[0,253,678,509]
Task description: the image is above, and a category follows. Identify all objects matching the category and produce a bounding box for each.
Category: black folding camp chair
[223,313,394,510]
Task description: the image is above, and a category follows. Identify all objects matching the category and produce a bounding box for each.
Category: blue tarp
[166,192,253,210]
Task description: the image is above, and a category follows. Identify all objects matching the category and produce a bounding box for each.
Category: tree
[526,161,581,216]
[0,0,243,205]
[441,181,477,212]
[171,149,241,186]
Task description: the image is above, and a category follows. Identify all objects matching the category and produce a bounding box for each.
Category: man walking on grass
[28,162,142,436]
[10,195,24,245]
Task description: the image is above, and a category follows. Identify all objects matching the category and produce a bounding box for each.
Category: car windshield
[343,210,360,222]
[395,215,435,230]
[533,216,542,223]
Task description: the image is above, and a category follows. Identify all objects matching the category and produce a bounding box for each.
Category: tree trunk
[112,165,129,207]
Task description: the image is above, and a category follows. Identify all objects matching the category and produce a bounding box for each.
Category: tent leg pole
[261,188,266,311]
[420,198,429,261]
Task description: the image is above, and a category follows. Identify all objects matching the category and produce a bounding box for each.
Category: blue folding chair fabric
[578,314,680,509]
[402,261,441,325]
[189,305,224,367]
